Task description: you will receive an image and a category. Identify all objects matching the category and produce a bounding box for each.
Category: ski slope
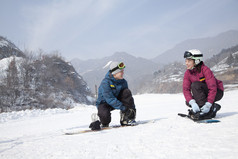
[1,90,238,159]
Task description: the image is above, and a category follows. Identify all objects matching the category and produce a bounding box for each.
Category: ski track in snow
[0,90,238,159]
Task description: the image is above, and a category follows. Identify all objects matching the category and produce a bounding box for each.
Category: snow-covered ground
[1,90,238,159]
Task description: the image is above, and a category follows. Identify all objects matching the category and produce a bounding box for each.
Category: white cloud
[14,0,238,60]
[22,0,118,51]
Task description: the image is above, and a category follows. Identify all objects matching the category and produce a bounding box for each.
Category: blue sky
[0,0,238,60]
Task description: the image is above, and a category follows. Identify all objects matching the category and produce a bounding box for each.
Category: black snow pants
[97,88,135,126]
[187,81,224,107]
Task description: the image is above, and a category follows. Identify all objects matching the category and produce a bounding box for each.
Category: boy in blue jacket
[90,61,136,130]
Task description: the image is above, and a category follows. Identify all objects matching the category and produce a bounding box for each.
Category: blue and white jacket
[96,71,128,111]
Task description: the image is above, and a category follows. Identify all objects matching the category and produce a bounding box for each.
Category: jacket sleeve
[183,71,193,103]
[203,67,217,103]
[100,79,124,110]
[123,80,129,90]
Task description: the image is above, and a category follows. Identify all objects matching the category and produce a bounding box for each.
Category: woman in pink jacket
[183,49,224,120]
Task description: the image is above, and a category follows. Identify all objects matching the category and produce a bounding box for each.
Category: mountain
[209,45,238,88]
[0,36,93,113]
[139,62,185,94]
[153,30,238,64]
[140,44,238,94]
[71,52,161,94]
[0,36,25,59]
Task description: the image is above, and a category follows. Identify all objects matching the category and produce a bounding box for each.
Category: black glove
[89,120,101,130]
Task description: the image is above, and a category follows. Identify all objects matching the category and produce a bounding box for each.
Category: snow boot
[89,120,101,130]
[101,124,109,128]
[120,108,136,126]
[199,103,221,119]
[211,103,221,118]
[126,119,137,126]
[188,107,214,121]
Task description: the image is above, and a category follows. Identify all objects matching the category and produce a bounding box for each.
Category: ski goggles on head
[118,62,125,69]
[184,51,193,59]
[184,51,203,59]
[110,62,126,73]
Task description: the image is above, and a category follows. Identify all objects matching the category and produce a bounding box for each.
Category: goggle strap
[110,66,119,73]
[193,54,203,57]
[110,62,125,73]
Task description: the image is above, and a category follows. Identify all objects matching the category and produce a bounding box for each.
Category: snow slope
[1,90,238,159]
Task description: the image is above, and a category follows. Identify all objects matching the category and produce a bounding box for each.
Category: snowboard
[64,119,155,135]
[178,113,220,123]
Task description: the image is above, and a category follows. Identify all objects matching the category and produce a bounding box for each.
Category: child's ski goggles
[110,62,126,73]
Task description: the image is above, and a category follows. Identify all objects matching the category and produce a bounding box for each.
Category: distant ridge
[71,52,160,94]
[152,30,238,64]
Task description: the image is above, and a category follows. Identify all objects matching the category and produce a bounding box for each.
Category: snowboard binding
[188,103,221,121]
[120,108,136,126]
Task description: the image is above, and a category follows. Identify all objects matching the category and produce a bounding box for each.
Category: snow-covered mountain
[140,44,238,94]
[71,52,161,94]
[211,51,238,73]
[0,36,25,60]
[153,30,238,64]
[0,36,94,113]
[209,47,238,90]
[140,62,185,94]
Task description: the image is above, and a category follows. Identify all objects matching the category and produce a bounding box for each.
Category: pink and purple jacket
[183,62,224,104]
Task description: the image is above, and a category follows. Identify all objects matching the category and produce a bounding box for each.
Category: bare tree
[6,57,20,106]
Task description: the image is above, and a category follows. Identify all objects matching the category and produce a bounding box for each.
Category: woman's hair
[195,61,203,73]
